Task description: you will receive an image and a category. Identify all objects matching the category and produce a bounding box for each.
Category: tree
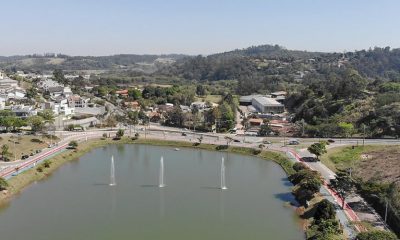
[68,140,78,149]
[53,69,66,84]
[116,129,125,138]
[307,142,327,160]
[329,170,355,209]
[293,162,307,172]
[1,144,10,161]
[105,115,117,127]
[356,230,397,240]
[127,111,139,126]
[38,109,55,124]
[314,199,336,224]
[0,177,8,191]
[338,122,355,138]
[298,177,323,201]
[27,115,45,133]
[196,85,206,96]
[258,124,272,136]
[289,169,321,185]
[26,87,38,99]
[313,219,343,238]
[164,106,185,127]
[128,89,142,100]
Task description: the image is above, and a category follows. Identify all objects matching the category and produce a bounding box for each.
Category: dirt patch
[353,146,400,185]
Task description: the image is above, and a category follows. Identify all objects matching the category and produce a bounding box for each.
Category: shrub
[36,166,43,172]
[116,129,125,138]
[0,177,9,191]
[293,162,307,172]
[31,138,43,143]
[68,141,78,149]
[102,133,108,138]
[252,149,262,155]
[216,145,228,150]
[43,160,52,168]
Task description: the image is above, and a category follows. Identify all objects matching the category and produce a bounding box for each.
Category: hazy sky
[1,0,399,56]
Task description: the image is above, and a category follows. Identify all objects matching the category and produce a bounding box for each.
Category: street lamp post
[13,138,16,161]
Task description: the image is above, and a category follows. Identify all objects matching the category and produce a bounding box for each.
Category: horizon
[1,0,400,56]
[0,43,397,58]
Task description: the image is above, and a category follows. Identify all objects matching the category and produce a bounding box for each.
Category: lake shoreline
[0,137,295,208]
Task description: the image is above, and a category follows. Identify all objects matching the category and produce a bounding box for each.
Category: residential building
[116,89,128,97]
[123,101,140,111]
[63,87,73,97]
[68,95,90,108]
[11,105,37,118]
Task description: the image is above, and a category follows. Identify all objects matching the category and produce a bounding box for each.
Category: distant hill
[210,44,322,60]
[0,54,187,73]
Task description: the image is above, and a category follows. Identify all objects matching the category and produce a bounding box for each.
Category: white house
[68,95,90,108]
[63,87,73,97]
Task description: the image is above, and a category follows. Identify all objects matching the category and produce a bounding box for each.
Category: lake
[0,144,303,240]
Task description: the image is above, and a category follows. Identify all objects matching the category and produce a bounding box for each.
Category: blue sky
[1,0,399,56]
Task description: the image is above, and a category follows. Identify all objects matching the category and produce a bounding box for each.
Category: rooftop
[252,96,284,106]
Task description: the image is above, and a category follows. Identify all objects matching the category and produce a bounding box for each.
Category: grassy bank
[0,137,294,207]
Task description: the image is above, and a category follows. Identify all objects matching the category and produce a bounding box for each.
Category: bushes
[31,138,43,143]
[68,141,78,149]
[313,199,337,224]
[252,149,261,155]
[0,177,8,191]
[43,160,52,168]
[216,145,229,151]
[36,166,43,172]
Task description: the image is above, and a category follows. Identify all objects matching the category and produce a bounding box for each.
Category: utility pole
[13,138,16,161]
[362,124,366,147]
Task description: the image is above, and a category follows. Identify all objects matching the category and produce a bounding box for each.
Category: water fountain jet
[109,155,116,186]
[159,156,166,188]
[220,157,227,190]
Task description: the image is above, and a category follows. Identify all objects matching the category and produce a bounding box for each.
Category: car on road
[263,140,272,144]
[233,139,240,143]
[181,132,187,136]
[288,139,300,145]
[327,139,335,143]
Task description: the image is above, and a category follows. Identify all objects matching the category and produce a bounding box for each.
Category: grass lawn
[0,134,58,161]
